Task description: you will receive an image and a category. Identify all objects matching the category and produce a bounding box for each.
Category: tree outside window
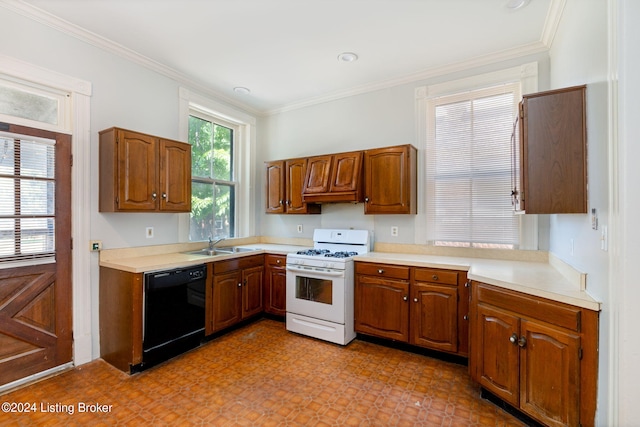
[188,114,236,241]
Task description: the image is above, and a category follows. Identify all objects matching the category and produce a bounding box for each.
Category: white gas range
[285,229,371,345]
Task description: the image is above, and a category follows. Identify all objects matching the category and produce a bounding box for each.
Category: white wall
[547,0,611,423]
[257,55,552,246]
[614,0,640,424]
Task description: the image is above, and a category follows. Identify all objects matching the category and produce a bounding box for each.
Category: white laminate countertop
[99,243,310,274]
[354,252,601,311]
[100,243,601,312]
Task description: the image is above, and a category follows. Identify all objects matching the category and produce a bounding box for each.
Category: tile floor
[0,319,525,426]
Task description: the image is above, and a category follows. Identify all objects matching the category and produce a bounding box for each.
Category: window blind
[426,83,520,248]
[0,135,56,261]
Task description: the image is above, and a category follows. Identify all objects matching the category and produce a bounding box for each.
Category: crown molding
[2,0,263,116]
[5,0,564,117]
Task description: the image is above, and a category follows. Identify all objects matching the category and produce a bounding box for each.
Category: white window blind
[0,133,56,261]
[426,83,520,248]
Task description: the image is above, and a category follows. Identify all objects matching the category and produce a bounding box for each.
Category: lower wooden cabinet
[264,254,287,316]
[355,262,468,356]
[207,255,264,334]
[469,281,598,427]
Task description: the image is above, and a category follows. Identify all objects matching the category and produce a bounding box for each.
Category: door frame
[0,54,93,380]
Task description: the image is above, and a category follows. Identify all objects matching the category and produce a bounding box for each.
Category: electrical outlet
[146,227,154,238]
[297,224,303,233]
[90,240,102,252]
[391,226,399,237]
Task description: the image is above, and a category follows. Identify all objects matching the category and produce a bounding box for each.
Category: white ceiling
[14,0,561,115]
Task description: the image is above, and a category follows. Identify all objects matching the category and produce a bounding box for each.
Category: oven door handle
[286,266,345,277]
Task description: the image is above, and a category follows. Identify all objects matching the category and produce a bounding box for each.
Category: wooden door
[265,256,286,316]
[411,282,458,353]
[0,123,72,386]
[117,129,157,210]
[265,161,284,213]
[354,275,409,341]
[520,86,587,214]
[329,151,362,193]
[159,139,191,212]
[519,319,581,427]
[303,155,332,194]
[241,266,264,319]
[476,303,520,407]
[286,158,315,214]
[364,145,416,214]
[212,271,241,332]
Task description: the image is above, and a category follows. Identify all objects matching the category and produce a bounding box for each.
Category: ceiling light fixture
[337,52,358,62]
[505,0,530,10]
[233,86,251,95]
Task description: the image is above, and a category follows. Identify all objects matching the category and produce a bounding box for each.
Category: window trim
[415,62,539,250]
[178,87,256,241]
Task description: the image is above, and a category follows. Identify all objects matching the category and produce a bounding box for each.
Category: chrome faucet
[208,236,226,251]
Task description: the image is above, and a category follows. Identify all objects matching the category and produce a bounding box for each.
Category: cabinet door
[117,130,157,210]
[159,139,191,212]
[520,85,587,214]
[265,259,287,316]
[355,275,409,342]
[476,303,520,407]
[242,265,264,319]
[212,271,242,332]
[411,282,458,353]
[265,161,285,213]
[303,155,333,194]
[364,145,416,214]
[286,158,317,214]
[519,320,581,427]
[329,151,362,193]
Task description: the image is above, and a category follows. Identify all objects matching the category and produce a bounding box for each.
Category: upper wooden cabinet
[265,158,320,214]
[364,145,417,214]
[302,151,364,203]
[515,85,587,214]
[99,127,191,212]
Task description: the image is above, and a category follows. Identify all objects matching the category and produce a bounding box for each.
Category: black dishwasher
[140,264,207,371]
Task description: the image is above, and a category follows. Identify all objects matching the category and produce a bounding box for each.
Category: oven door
[286,264,345,324]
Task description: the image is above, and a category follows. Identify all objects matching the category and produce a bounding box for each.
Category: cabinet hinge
[70,154,73,167]
[70,238,73,250]
[579,348,583,360]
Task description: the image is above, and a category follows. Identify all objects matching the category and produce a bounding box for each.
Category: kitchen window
[416,63,539,250]
[188,112,237,241]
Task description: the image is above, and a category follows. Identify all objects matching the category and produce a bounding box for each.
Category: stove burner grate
[325,251,358,258]
[296,249,330,256]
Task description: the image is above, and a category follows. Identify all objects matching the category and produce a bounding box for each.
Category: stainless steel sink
[184,247,258,256]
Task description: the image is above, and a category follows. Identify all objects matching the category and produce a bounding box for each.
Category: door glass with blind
[0,134,56,262]
[426,84,520,249]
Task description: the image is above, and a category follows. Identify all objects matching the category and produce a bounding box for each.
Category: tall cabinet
[515,85,587,214]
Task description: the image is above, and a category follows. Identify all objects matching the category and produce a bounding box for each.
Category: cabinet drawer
[356,262,410,280]
[265,254,286,267]
[214,254,264,274]
[415,268,458,285]
[475,282,582,332]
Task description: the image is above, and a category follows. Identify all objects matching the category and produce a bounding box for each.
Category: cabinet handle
[403,295,408,301]
[413,298,418,303]
[432,274,439,281]
[365,197,370,203]
[465,281,470,288]
[276,259,281,264]
[463,315,469,321]
[518,336,527,348]
[162,192,167,199]
[378,269,384,274]
[152,192,157,200]
[279,200,283,205]
[509,333,518,345]
[238,283,242,287]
